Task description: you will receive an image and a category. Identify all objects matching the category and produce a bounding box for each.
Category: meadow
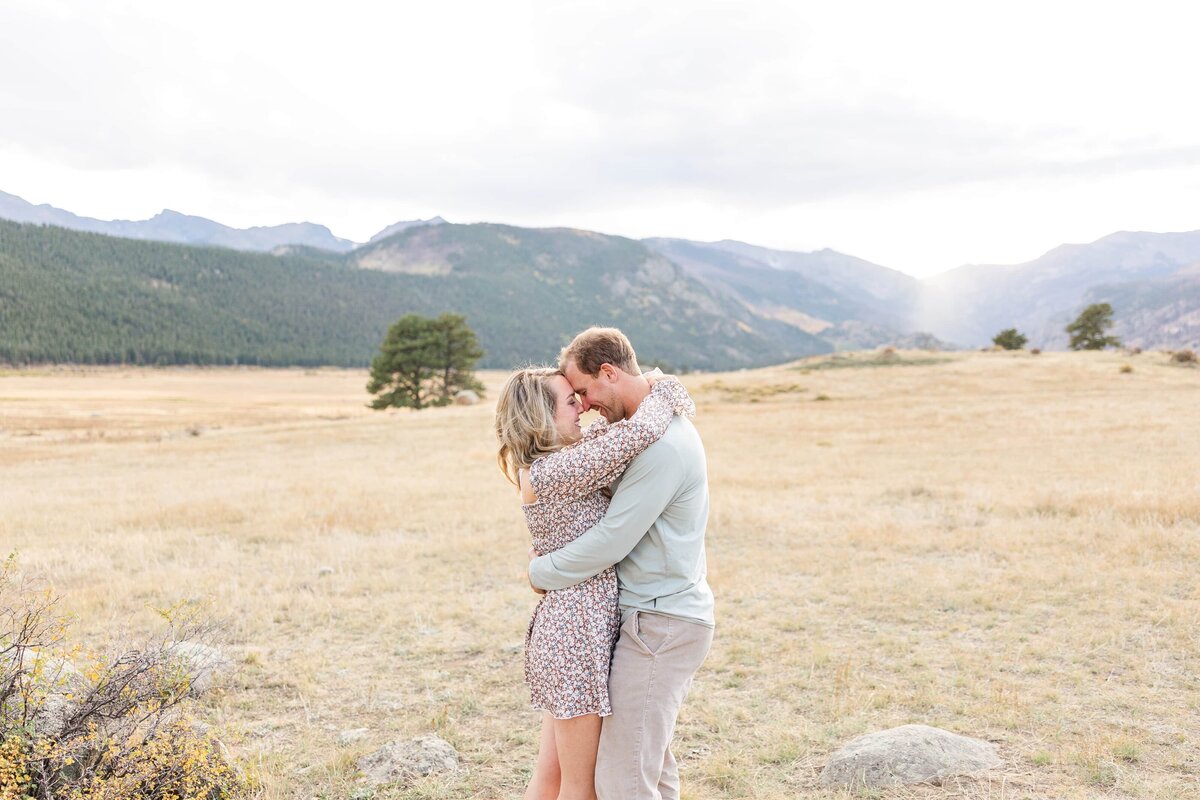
[1,350,1197,799]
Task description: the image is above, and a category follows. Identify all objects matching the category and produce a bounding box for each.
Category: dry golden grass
[1,350,1197,799]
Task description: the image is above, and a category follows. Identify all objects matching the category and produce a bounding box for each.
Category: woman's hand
[643,367,667,387]
[527,548,546,595]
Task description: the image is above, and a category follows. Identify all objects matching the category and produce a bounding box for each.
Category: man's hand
[527,548,546,595]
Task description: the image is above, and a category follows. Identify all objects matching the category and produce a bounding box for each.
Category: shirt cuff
[528,553,554,589]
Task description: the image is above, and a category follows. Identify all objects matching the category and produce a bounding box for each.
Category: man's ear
[598,363,619,382]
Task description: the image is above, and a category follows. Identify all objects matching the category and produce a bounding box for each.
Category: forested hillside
[0,221,831,369]
[0,221,409,365]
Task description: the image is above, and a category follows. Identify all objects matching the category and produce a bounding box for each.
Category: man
[528,326,715,800]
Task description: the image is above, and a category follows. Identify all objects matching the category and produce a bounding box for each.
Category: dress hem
[531,705,612,721]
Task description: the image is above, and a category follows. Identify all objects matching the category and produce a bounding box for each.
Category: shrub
[1030,348,1042,355]
[1171,349,1196,364]
[0,554,244,800]
[1120,364,1133,374]
[992,328,1027,350]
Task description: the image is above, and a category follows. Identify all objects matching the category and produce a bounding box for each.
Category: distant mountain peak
[0,190,356,253]
[367,216,447,244]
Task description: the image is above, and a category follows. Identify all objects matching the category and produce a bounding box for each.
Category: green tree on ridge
[1067,303,1122,351]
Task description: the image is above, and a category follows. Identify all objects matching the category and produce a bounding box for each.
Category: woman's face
[550,374,583,444]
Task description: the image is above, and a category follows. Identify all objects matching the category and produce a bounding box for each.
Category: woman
[495,367,694,800]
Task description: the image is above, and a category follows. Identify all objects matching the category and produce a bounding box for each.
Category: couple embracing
[495,327,714,800]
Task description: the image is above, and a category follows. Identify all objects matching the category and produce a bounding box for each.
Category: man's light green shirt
[528,415,715,627]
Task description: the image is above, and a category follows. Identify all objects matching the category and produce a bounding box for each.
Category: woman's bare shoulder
[518,468,538,505]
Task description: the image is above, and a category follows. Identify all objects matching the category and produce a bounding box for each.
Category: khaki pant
[595,610,714,800]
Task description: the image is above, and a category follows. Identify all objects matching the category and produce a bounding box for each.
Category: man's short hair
[559,327,640,376]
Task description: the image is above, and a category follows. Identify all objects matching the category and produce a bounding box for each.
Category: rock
[1,649,84,738]
[357,735,461,786]
[338,727,370,746]
[211,736,244,781]
[165,642,234,694]
[30,691,77,738]
[317,566,335,577]
[454,390,480,406]
[820,724,1001,788]
[2,647,80,684]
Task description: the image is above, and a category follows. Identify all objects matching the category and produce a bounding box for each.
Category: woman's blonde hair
[495,366,564,486]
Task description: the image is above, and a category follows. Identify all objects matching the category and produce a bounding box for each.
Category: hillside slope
[917,230,1200,346]
[643,238,924,348]
[1083,267,1200,350]
[0,220,831,369]
[349,223,832,368]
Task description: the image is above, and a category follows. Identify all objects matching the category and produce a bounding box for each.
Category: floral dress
[523,377,695,719]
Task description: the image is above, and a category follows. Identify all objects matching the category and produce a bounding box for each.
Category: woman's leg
[525,712,560,800]
[553,714,602,800]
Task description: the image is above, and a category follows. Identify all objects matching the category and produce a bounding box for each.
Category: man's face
[563,360,625,423]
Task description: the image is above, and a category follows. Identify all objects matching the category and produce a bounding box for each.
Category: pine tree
[366,314,485,409]
[1066,303,1122,351]
[430,313,486,405]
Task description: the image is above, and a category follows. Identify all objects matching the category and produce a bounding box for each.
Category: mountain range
[0,218,827,369]
[917,231,1200,349]
[0,190,357,253]
[1,189,1197,369]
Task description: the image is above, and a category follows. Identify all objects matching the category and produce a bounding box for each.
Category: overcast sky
[2,1,1199,278]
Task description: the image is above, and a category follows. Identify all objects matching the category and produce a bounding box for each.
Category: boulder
[165,642,234,694]
[2,647,80,684]
[820,724,1001,788]
[338,727,370,746]
[30,691,77,739]
[1,648,84,738]
[357,735,461,786]
[454,390,480,406]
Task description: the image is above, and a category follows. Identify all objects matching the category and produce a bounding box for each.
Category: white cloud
[2,0,1199,276]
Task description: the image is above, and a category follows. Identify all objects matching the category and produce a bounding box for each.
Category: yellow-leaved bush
[1,554,245,799]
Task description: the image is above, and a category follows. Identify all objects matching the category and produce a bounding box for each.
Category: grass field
[1,350,1197,799]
